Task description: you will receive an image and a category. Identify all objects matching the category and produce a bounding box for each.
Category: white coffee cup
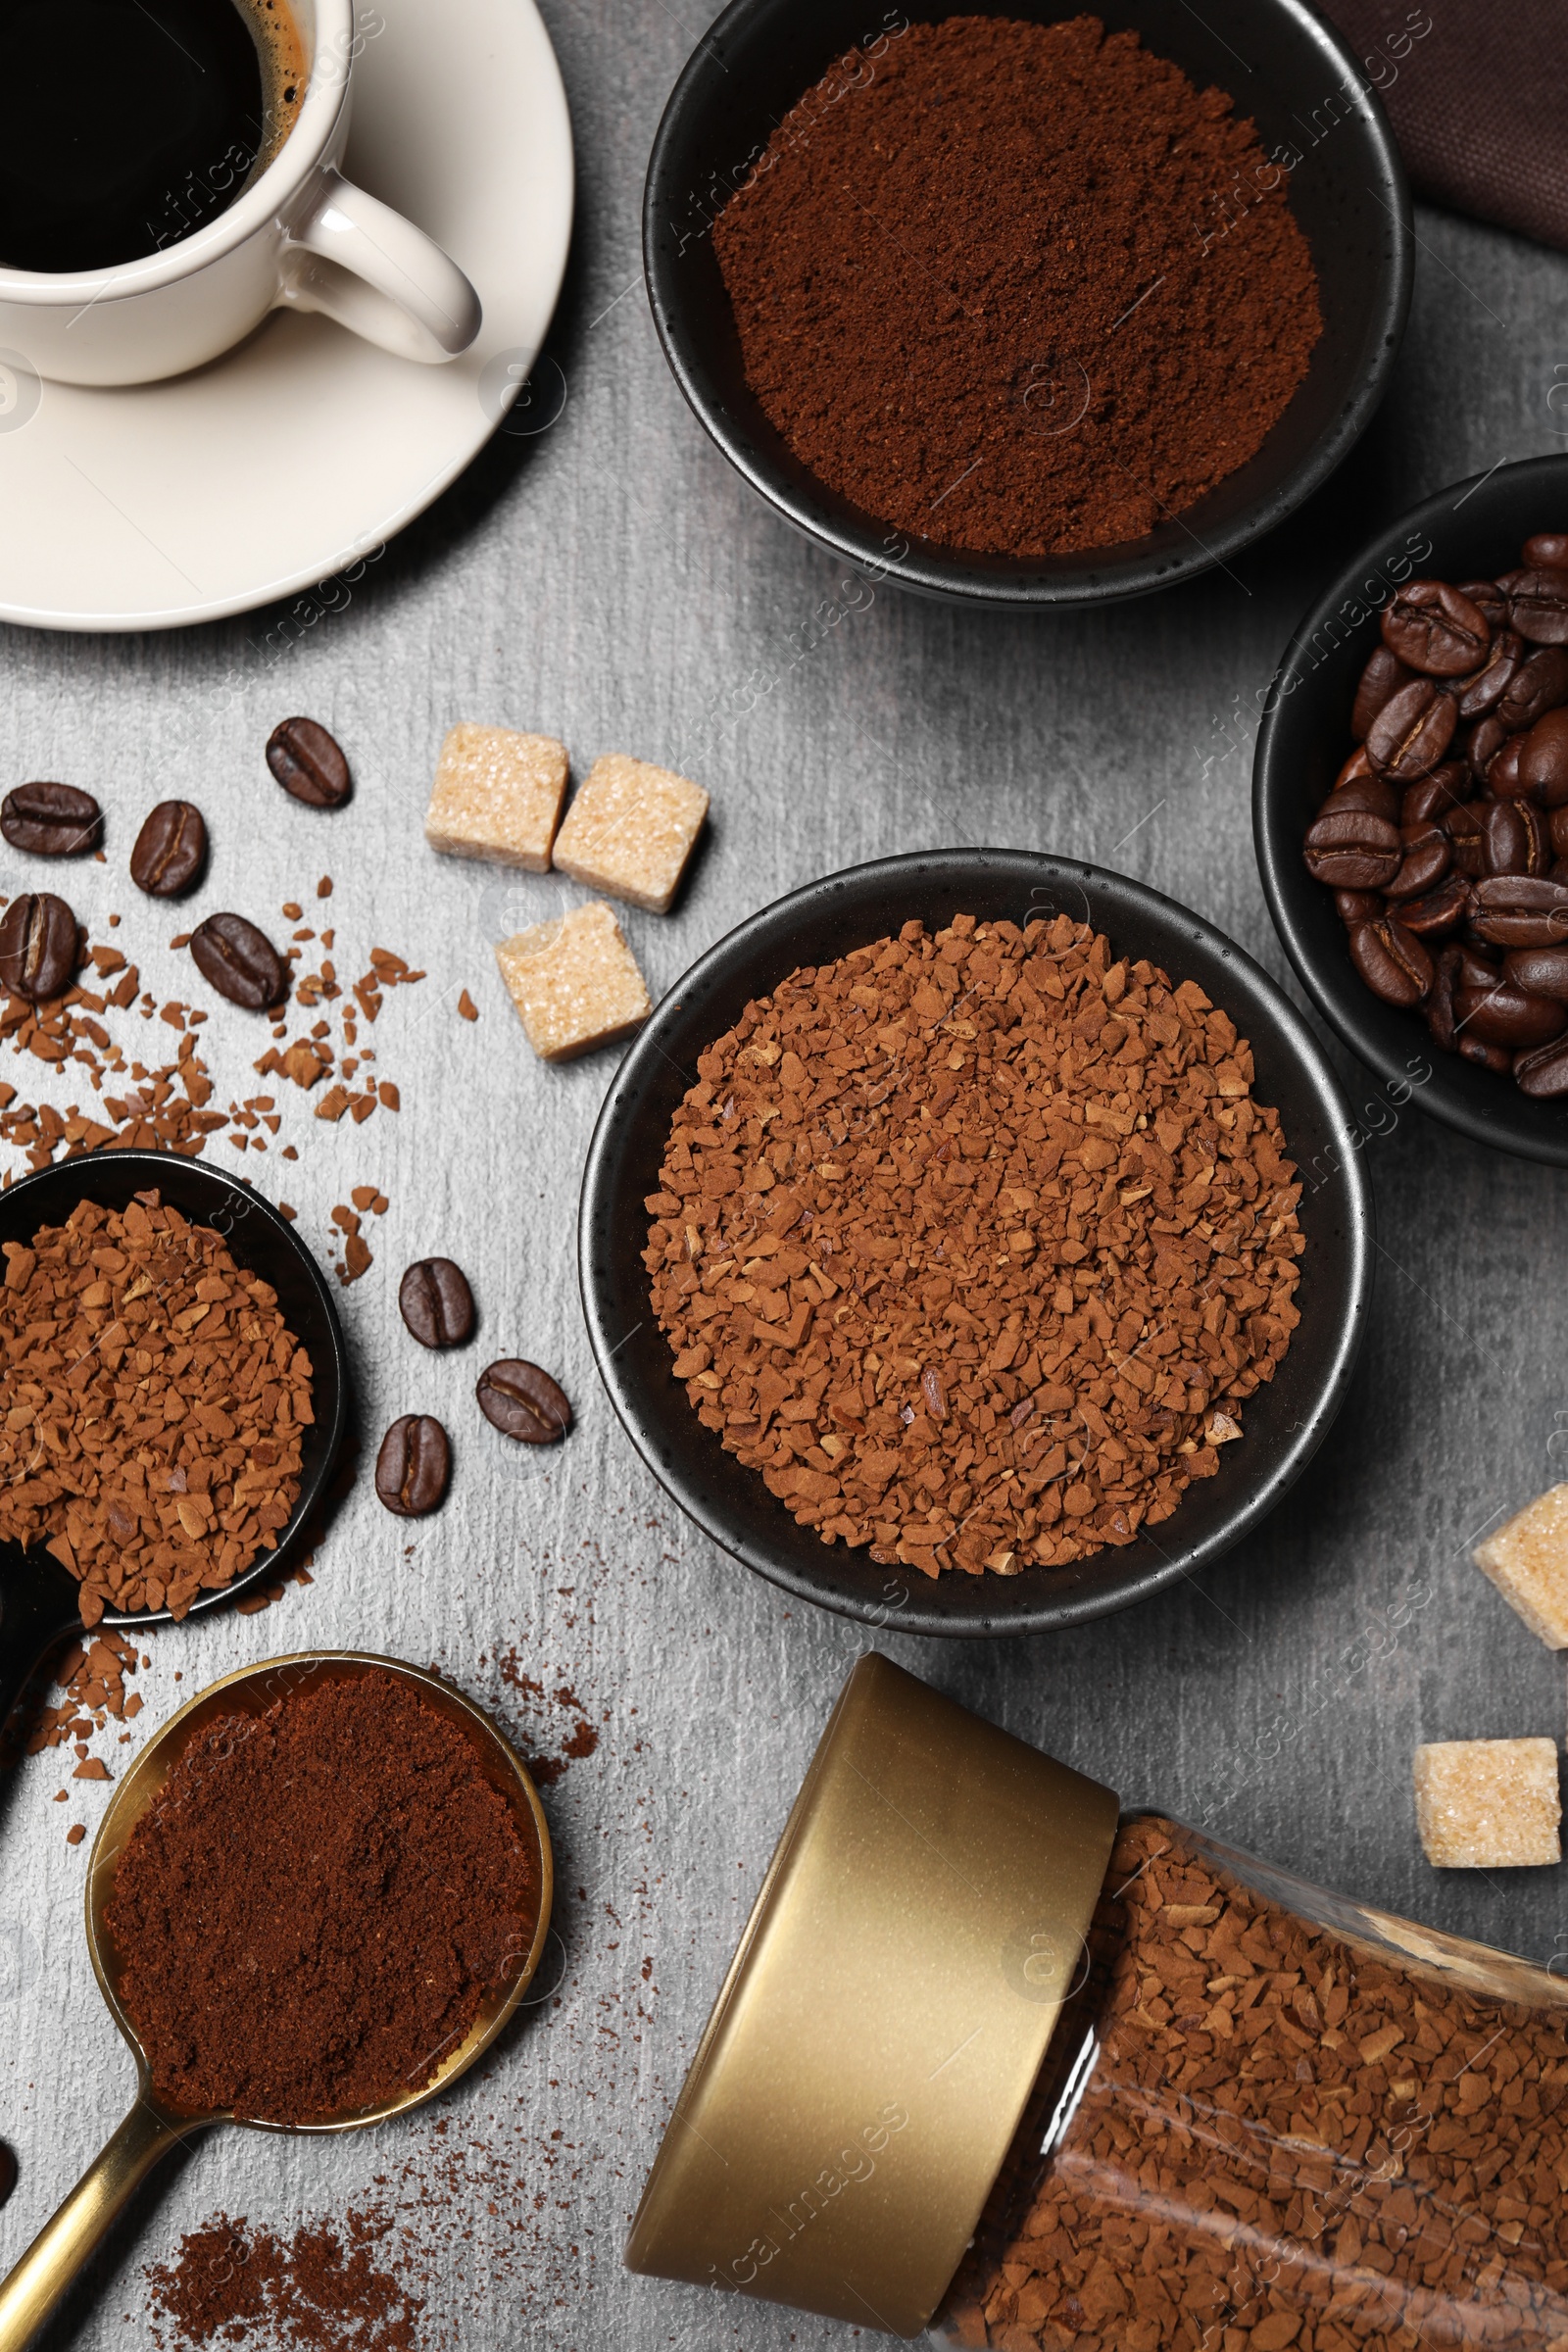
[0,0,482,387]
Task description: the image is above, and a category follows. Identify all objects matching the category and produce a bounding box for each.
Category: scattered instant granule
[1473,1485,1568,1648]
[107,1669,537,2122]
[941,1816,1568,2349]
[711,15,1322,558]
[0,1191,312,1626]
[1413,1738,1562,1869]
[645,913,1302,1577]
[146,2211,422,2352]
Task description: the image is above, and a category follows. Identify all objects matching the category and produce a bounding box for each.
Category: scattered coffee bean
[398,1258,475,1349]
[374,1414,451,1516]
[1349,645,1411,739]
[129,800,207,896]
[189,913,288,1010]
[0,892,77,1001]
[1301,808,1400,889]
[266,717,352,808]
[1348,915,1431,1007]
[0,781,101,857]
[1514,1034,1568,1096]
[1381,578,1490,675]
[476,1359,572,1445]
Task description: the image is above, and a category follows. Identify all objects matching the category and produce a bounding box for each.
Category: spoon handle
[0,2094,202,2352]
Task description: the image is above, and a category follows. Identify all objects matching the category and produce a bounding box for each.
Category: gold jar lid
[624,1652,1118,2337]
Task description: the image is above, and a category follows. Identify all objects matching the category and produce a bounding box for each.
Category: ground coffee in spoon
[711,13,1323,557]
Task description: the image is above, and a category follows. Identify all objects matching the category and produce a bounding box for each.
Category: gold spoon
[0,1648,555,2352]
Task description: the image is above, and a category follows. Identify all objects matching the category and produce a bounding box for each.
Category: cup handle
[0,2095,199,2352]
[279,166,482,364]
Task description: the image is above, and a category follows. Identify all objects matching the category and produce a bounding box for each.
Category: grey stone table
[3,7,1568,2342]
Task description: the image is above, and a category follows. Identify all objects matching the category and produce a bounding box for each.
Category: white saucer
[0,0,573,632]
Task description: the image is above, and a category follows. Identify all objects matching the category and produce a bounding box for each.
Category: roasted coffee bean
[1446,801,1487,877]
[1550,807,1568,860]
[1350,645,1412,739]
[1400,765,1466,825]
[1454,629,1522,719]
[1487,737,1530,800]
[1509,567,1568,646]
[1334,888,1385,926]
[1382,579,1491,674]
[1463,714,1507,779]
[1455,975,1566,1048]
[189,912,288,1009]
[1469,874,1568,947]
[1475,798,1530,875]
[1458,578,1509,629]
[1385,820,1449,901]
[1519,708,1568,807]
[1459,1034,1513,1073]
[1365,677,1457,778]
[1349,916,1432,1007]
[1455,943,1502,991]
[1523,801,1553,874]
[1334,745,1375,789]
[398,1258,475,1349]
[1302,808,1400,889]
[0,780,101,857]
[1325,774,1399,823]
[1498,645,1568,732]
[374,1414,451,1517]
[1502,946,1568,1001]
[0,891,76,1001]
[1515,1034,1568,1096]
[266,716,352,808]
[476,1358,572,1444]
[129,800,207,896]
[1523,534,1568,570]
[1399,874,1470,938]
[1426,946,1460,1049]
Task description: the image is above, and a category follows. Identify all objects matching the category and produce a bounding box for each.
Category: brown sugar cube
[424,724,568,871]
[1413,1739,1561,1868]
[1474,1484,1568,1647]
[551,755,709,914]
[495,902,652,1063]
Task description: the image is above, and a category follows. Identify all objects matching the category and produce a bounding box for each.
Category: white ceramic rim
[0,0,351,302]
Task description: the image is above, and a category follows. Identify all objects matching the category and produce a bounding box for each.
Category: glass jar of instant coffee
[626,1656,1568,2348]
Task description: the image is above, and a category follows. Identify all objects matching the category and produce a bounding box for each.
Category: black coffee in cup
[0,0,308,273]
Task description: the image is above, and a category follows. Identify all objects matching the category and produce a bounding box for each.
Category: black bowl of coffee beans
[1255,455,1568,1166]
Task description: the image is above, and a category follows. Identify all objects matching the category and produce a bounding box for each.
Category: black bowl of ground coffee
[643,0,1411,608]
[579,850,1372,1635]
[1255,454,1568,1166]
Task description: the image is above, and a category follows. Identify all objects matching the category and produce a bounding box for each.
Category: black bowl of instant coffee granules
[643,0,1410,608]
[579,850,1373,1635]
[0,1151,348,1734]
[1255,453,1568,1167]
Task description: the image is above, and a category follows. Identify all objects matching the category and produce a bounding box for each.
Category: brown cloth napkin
[1318,0,1568,252]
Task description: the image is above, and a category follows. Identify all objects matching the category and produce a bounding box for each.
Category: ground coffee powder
[107,1669,536,2122]
[942,1816,1568,2349]
[645,912,1302,1577]
[711,15,1323,557]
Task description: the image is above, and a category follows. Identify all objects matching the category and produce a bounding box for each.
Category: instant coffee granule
[645,913,1302,1578]
[711,14,1322,557]
[107,1669,536,2122]
[941,1816,1568,2350]
[0,1190,312,1626]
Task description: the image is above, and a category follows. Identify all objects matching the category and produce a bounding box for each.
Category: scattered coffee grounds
[646,913,1302,1576]
[147,2209,421,2352]
[488,1648,602,1788]
[711,15,1322,558]
[0,1191,312,1626]
[1304,532,1568,1098]
[107,1668,537,2121]
[941,1814,1568,2349]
